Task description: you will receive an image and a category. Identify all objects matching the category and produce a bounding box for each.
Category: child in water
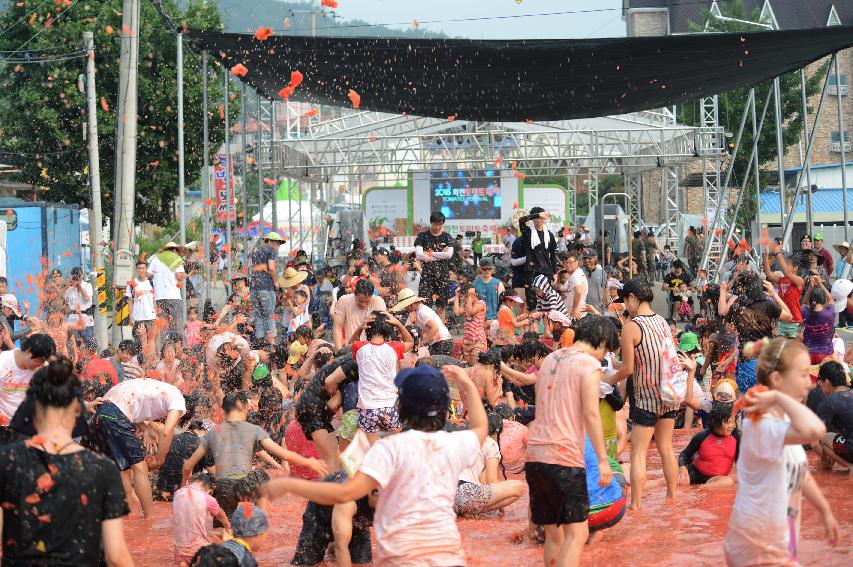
[724,338,839,566]
[677,401,739,487]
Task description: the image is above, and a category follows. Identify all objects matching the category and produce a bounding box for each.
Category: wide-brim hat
[279,267,308,288]
[833,241,850,255]
[390,288,425,312]
[163,241,181,250]
[511,210,528,230]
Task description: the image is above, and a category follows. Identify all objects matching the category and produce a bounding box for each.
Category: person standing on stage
[414,212,455,320]
[518,207,558,313]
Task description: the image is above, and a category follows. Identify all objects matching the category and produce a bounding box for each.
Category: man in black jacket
[518,207,558,311]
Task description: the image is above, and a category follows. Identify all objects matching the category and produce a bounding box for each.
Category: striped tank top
[628,314,680,415]
[463,299,487,345]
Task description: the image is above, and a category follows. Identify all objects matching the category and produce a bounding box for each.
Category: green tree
[677,0,827,231]
[0,0,237,224]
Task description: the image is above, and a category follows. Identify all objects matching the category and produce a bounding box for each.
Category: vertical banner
[214,154,235,222]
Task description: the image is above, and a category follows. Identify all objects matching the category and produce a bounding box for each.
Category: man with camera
[65,266,95,345]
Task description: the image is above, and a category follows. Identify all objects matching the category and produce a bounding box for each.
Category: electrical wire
[263,0,760,34]
[0,0,56,39]
[1,49,86,64]
[2,0,81,60]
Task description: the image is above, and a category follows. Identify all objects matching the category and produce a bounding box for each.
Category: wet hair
[29,356,80,409]
[136,260,148,268]
[709,401,734,432]
[354,279,375,296]
[499,345,517,363]
[292,325,313,342]
[180,392,199,426]
[808,286,828,309]
[477,348,502,370]
[414,356,438,368]
[488,411,507,478]
[117,340,138,355]
[293,289,308,300]
[222,391,249,413]
[756,337,808,388]
[521,331,540,343]
[365,311,395,340]
[665,318,677,328]
[493,402,514,420]
[188,471,214,489]
[189,545,240,567]
[313,349,333,369]
[518,340,550,363]
[398,402,446,433]
[160,341,177,358]
[621,278,653,304]
[429,211,446,224]
[573,315,620,352]
[818,360,847,388]
[21,334,57,360]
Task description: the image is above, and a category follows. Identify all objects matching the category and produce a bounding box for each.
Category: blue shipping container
[0,198,82,316]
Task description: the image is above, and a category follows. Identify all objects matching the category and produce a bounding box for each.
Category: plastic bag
[340,429,371,477]
[660,334,688,405]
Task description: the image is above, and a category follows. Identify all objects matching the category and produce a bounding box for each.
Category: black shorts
[291,506,372,565]
[686,463,711,485]
[830,433,852,461]
[213,468,271,526]
[429,339,454,357]
[419,275,450,308]
[93,402,145,471]
[628,403,677,428]
[295,395,334,438]
[525,462,589,526]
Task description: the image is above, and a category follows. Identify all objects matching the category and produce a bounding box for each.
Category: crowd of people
[0,208,851,567]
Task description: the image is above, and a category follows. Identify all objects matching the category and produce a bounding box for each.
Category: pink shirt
[526,348,600,468]
[185,320,202,348]
[499,419,529,474]
[172,484,220,557]
[360,429,480,566]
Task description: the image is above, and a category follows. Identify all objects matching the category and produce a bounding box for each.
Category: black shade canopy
[187,26,853,122]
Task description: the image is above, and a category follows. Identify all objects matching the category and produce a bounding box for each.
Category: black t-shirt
[155,431,214,499]
[0,444,129,566]
[414,231,454,278]
[299,356,358,408]
[663,271,688,301]
[817,389,853,450]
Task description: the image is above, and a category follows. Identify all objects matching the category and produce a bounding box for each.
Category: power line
[264,0,724,34]
[2,0,81,60]
[0,0,56,39]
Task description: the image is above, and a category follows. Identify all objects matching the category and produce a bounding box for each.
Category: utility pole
[82,32,108,350]
[111,0,140,346]
[177,32,187,320]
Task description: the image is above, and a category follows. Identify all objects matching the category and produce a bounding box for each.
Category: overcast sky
[331,0,627,39]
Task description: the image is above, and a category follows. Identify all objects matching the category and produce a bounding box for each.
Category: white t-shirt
[725,414,808,566]
[352,341,405,410]
[104,378,187,423]
[127,279,156,322]
[415,304,452,344]
[148,255,185,301]
[65,282,95,327]
[360,429,480,566]
[566,269,588,318]
[0,350,37,420]
[459,436,500,485]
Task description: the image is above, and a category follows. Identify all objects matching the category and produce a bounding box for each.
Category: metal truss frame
[660,165,681,248]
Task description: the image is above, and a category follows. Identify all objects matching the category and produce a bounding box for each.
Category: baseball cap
[0,294,22,317]
[372,247,389,256]
[831,279,853,313]
[394,366,450,418]
[582,248,598,259]
[500,290,523,303]
[813,232,824,241]
[231,502,269,537]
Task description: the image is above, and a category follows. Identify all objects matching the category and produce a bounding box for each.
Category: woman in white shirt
[725,338,838,566]
[454,413,524,516]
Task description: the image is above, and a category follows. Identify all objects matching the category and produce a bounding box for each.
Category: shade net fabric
[187,26,853,122]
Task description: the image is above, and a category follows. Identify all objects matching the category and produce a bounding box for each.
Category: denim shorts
[251,288,277,340]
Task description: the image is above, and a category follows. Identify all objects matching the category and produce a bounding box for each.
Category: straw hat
[163,241,181,250]
[511,209,528,231]
[833,241,850,255]
[279,267,308,288]
[390,288,425,312]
